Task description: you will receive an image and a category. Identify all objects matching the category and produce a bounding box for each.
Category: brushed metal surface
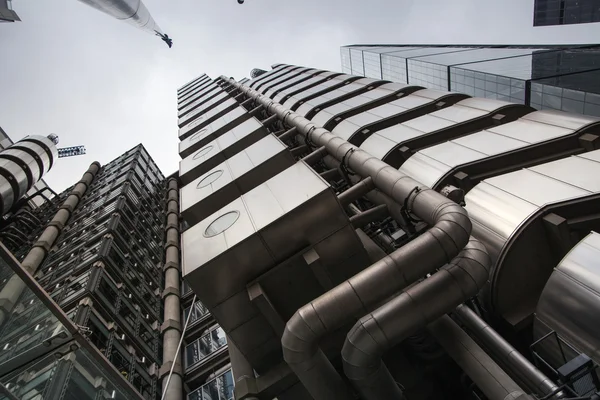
[331,89,452,141]
[535,232,600,364]
[179,118,267,185]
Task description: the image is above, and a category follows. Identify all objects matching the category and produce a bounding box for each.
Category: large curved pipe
[223,77,473,400]
[341,239,490,400]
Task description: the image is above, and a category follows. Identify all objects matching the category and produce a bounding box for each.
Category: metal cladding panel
[465,150,600,326]
[179,88,223,117]
[399,110,594,189]
[180,134,295,225]
[182,161,342,303]
[179,79,213,104]
[273,72,342,104]
[535,232,600,364]
[253,66,299,90]
[18,135,58,172]
[264,70,319,97]
[178,74,207,94]
[178,84,220,112]
[0,148,40,184]
[179,118,267,185]
[357,97,508,164]
[0,175,11,214]
[311,83,411,127]
[0,158,28,200]
[294,78,381,117]
[248,65,290,88]
[179,107,250,157]
[331,89,452,141]
[259,67,314,94]
[177,80,220,104]
[178,98,239,140]
[182,161,362,370]
[179,78,213,102]
[282,74,354,109]
[178,91,230,127]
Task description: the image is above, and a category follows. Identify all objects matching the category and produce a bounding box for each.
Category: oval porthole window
[190,129,208,142]
[204,211,240,237]
[197,170,224,189]
[193,146,213,160]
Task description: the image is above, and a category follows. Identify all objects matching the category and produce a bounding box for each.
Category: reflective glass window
[185,325,227,368]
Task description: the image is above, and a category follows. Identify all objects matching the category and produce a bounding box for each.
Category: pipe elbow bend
[341,315,385,381]
[281,309,319,365]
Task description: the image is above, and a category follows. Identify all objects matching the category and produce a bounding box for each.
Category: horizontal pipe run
[341,239,491,400]
[261,114,279,126]
[278,127,298,142]
[290,145,309,157]
[302,146,328,166]
[319,168,340,182]
[249,104,265,117]
[429,315,534,400]
[337,177,375,207]
[454,305,562,399]
[349,204,388,229]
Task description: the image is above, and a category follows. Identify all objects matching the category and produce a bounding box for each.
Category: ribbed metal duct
[77,0,163,35]
[0,135,57,215]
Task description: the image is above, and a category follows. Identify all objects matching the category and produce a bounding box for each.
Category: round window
[197,170,224,189]
[204,211,240,237]
[193,146,213,160]
[190,129,208,142]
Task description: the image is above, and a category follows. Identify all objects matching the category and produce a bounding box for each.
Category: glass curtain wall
[342,45,600,117]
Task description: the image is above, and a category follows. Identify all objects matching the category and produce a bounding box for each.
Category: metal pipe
[0,162,100,326]
[341,238,490,400]
[301,146,328,166]
[290,144,309,157]
[223,76,473,400]
[160,178,183,400]
[319,168,340,182]
[261,114,279,126]
[428,315,535,400]
[349,204,388,229]
[337,177,374,206]
[454,304,563,398]
[278,127,297,142]
[161,294,196,400]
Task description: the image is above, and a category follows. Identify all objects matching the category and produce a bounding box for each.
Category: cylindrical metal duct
[76,0,163,35]
[341,239,491,400]
[429,315,535,400]
[0,135,58,215]
[454,305,562,399]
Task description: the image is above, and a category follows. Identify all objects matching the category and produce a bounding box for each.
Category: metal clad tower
[77,0,163,35]
[0,135,57,215]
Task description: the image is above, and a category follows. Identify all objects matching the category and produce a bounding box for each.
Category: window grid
[530,82,600,117]
[407,59,448,90]
[381,54,407,83]
[363,51,382,79]
[340,48,352,74]
[350,49,365,76]
[450,67,526,104]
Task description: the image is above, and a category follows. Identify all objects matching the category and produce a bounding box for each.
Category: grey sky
[1,0,599,192]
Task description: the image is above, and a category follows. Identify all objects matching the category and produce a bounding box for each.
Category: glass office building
[534,0,600,26]
[341,44,600,117]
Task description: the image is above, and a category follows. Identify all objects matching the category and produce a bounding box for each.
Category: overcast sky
[1,0,599,192]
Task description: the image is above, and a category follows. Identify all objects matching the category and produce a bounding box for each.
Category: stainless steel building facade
[1,58,600,400]
[173,64,600,400]
[341,45,600,118]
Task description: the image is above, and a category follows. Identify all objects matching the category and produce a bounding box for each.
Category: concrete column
[0,162,101,325]
[160,178,183,400]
